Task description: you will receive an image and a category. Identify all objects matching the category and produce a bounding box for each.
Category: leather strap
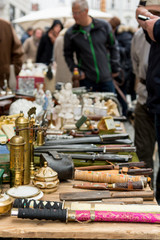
[48,151,62,160]
[128,181,134,190]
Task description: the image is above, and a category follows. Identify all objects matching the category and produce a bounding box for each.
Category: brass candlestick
[28,107,37,183]
[37,130,45,146]
[29,117,36,182]
[48,112,56,129]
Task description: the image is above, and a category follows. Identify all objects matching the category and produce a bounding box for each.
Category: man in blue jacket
[136,0,160,202]
[64,0,120,92]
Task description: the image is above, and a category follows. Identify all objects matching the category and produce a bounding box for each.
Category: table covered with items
[0,83,159,239]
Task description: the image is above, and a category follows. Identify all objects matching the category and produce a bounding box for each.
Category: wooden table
[0,95,15,115]
[0,180,159,240]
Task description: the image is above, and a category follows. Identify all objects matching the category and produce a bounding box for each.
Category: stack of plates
[6,185,43,200]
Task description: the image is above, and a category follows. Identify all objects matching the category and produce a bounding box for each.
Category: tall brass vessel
[10,135,25,187]
[15,112,30,184]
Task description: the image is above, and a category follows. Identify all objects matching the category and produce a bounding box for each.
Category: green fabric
[0,154,10,183]
[109,32,115,46]
[87,33,100,83]
[0,168,4,188]
[107,53,112,73]
[73,26,100,83]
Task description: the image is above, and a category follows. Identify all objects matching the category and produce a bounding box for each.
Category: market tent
[13,7,112,30]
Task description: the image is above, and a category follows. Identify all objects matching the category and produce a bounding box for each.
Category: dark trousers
[80,78,115,93]
[155,113,160,199]
[134,102,156,187]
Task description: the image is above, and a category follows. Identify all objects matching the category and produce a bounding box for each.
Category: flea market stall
[0,82,159,239]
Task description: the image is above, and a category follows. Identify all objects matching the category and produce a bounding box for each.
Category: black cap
[49,19,63,31]
[139,0,147,6]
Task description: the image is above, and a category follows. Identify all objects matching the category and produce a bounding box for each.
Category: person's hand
[136,6,157,30]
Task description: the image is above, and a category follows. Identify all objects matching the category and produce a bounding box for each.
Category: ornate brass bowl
[0,194,13,214]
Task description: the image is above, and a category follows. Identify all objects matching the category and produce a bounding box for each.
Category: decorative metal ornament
[33,162,59,193]
[34,162,58,182]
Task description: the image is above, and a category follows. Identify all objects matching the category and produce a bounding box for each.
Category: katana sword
[13,198,160,213]
[11,207,160,223]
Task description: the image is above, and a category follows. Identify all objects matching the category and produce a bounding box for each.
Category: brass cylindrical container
[10,170,24,187]
[9,135,25,187]
[37,130,45,146]
[15,113,30,184]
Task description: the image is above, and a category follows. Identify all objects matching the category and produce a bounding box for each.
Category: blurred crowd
[1,0,160,201]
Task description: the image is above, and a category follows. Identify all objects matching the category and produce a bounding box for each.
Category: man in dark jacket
[64,0,120,92]
[36,20,63,65]
[136,0,160,202]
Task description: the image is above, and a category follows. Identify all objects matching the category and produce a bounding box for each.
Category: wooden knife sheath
[59,190,154,201]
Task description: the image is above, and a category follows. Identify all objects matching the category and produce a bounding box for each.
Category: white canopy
[13,7,112,30]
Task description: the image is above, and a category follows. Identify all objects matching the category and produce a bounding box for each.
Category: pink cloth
[75,210,160,223]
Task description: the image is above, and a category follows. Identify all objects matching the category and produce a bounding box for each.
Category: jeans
[80,78,115,93]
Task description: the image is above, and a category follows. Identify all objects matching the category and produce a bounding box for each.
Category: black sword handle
[13,199,63,209]
[16,208,67,222]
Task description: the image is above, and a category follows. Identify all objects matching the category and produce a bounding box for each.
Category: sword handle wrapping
[13,199,63,209]
[12,208,67,222]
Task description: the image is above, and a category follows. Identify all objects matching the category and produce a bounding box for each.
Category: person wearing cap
[36,20,63,65]
[64,0,120,92]
[136,0,160,202]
